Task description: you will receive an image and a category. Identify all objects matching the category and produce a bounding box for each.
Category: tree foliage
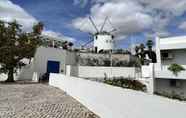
[0,20,43,82]
[146,39,154,49]
[135,40,157,65]
[168,63,185,76]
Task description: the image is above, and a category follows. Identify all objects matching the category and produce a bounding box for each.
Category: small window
[161,52,173,60]
[162,52,169,58]
[169,80,182,88]
[170,79,176,87]
[95,36,98,39]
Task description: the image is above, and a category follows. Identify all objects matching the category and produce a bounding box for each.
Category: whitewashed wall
[49,73,186,118]
[18,62,34,81]
[141,63,155,94]
[0,71,22,81]
[0,73,7,81]
[155,70,186,80]
[34,47,77,78]
[68,66,136,79]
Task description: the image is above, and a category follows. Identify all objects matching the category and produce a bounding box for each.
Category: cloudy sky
[1,0,186,48]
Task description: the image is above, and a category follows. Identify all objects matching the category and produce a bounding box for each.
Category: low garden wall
[66,65,136,80]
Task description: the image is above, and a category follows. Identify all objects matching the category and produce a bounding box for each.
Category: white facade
[154,36,186,99]
[17,47,77,81]
[34,47,77,78]
[93,34,114,52]
[155,36,186,76]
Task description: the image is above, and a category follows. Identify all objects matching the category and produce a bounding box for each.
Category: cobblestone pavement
[0,83,99,118]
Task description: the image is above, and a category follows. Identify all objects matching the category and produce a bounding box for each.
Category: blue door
[47,60,60,73]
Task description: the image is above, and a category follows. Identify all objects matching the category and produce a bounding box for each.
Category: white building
[154,36,186,99]
[93,32,115,52]
[18,47,77,81]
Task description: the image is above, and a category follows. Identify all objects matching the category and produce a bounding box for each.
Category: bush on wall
[104,77,146,92]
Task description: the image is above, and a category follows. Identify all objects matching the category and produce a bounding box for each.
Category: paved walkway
[0,83,99,118]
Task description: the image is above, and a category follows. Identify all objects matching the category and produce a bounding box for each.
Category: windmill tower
[85,16,116,52]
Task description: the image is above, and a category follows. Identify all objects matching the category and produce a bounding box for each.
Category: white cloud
[137,0,186,16]
[72,1,153,39]
[42,30,76,42]
[179,21,186,31]
[0,0,37,31]
[72,0,186,39]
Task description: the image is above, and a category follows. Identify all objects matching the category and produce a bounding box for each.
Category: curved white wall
[94,34,114,51]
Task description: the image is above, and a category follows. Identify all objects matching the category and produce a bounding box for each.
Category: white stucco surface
[155,70,186,80]
[155,36,186,80]
[159,36,186,50]
[68,66,136,79]
[49,73,186,118]
[94,34,114,51]
[0,73,7,81]
[34,47,77,77]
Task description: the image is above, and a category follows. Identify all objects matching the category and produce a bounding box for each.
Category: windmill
[81,16,117,53]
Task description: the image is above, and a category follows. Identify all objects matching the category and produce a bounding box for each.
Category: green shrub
[168,63,185,76]
[104,77,146,92]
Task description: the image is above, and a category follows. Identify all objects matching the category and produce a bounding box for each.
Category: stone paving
[0,83,99,118]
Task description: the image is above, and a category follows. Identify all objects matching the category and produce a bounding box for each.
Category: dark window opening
[169,79,182,88]
[170,79,176,87]
[162,52,169,58]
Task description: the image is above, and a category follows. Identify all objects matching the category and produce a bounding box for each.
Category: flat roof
[159,36,186,50]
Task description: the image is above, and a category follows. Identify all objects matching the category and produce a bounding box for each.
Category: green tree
[146,39,154,50]
[146,40,157,63]
[168,63,185,76]
[0,20,43,82]
[139,43,145,65]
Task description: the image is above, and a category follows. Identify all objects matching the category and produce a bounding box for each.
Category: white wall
[18,61,34,80]
[155,70,186,80]
[0,73,7,81]
[69,66,136,79]
[141,63,186,97]
[0,70,22,81]
[94,34,114,51]
[49,73,186,118]
[156,36,186,71]
[34,47,66,77]
[141,63,155,94]
[34,47,77,78]
[159,36,186,50]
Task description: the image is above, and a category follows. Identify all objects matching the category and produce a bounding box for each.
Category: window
[170,79,176,87]
[162,52,168,58]
[169,79,182,88]
[161,52,173,60]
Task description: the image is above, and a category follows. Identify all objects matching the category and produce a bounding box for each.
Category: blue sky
[1,0,186,48]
